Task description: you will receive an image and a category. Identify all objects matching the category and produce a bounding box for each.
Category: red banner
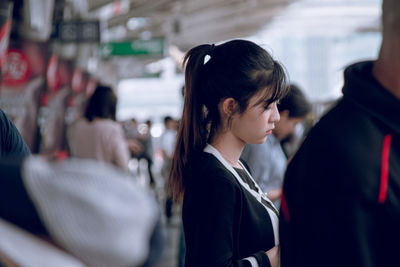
[71,68,86,93]
[0,41,47,151]
[0,20,11,70]
[46,54,60,92]
[2,49,31,87]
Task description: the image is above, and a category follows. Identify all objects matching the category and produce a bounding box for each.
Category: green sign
[99,38,164,57]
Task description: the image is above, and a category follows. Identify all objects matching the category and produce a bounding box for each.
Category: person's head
[273,84,311,140]
[381,0,400,40]
[372,0,400,99]
[164,116,175,130]
[170,39,289,200]
[84,85,117,122]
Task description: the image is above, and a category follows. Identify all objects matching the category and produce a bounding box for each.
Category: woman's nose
[271,104,280,123]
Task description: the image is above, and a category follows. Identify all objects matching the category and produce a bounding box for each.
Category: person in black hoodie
[280,1,400,267]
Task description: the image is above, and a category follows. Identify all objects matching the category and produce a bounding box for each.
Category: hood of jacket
[342,61,400,134]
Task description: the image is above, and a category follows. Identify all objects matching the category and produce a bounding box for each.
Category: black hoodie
[280,61,400,267]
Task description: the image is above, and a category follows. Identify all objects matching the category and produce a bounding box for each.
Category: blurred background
[0,0,382,266]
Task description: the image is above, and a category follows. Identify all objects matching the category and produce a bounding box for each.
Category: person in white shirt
[160,116,177,222]
[160,116,177,161]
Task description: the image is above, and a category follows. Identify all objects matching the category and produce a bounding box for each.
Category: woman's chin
[250,136,267,145]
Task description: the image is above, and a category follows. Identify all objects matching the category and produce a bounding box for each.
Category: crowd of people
[0,0,399,266]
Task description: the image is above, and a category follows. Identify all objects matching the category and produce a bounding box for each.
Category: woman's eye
[264,104,273,110]
[264,102,275,110]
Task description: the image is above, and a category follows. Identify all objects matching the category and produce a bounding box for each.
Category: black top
[183,152,275,267]
[280,61,400,267]
[0,109,30,158]
[234,167,279,218]
[0,158,48,235]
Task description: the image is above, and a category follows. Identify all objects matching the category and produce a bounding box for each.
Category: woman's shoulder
[192,152,226,170]
[92,119,123,132]
[188,152,239,187]
[68,118,89,133]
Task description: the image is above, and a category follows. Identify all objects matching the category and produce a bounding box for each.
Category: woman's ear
[221,98,237,117]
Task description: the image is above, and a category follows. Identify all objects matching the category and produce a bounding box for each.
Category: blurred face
[273,110,304,140]
[166,119,176,130]
[230,93,280,144]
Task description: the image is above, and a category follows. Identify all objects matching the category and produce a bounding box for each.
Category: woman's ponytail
[168,44,214,201]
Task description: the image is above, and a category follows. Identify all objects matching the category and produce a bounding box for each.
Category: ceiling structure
[258,0,381,37]
[67,0,381,80]
[87,0,294,50]
[80,0,296,79]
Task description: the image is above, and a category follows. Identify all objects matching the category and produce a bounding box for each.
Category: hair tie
[210,43,215,52]
[203,44,215,65]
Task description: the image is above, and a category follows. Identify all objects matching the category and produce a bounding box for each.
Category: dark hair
[84,85,117,122]
[169,39,288,201]
[278,84,311,118]
[164,116,173,125]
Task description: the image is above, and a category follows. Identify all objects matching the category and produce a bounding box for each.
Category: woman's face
[231,92,280,144]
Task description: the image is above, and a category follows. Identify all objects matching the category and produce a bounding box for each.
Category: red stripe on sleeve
[281,190,290,222]
[378,134,392,203]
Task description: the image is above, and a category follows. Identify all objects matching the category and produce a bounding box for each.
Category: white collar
[204,143,280,245]
[204,144,274,206]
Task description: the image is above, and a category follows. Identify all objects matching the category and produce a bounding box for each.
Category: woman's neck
[209,130,245,169]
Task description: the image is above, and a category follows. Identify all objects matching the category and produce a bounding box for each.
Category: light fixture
[126,17,149,31]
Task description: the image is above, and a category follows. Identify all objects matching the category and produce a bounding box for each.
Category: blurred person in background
[125,118,140,138]
[169,39,289,267]
[124,117,144,158]
[280,0,400,266]
[139,119,155,187]
[67,85,130,171]
[160,115,177,223]
[0,109,30,158]
[124,118,155,187]
[241,84,311,208]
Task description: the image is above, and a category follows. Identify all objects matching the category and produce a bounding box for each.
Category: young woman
[67,85,130,171]
[169,39,289,267]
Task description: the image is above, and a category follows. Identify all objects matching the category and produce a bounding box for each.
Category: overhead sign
[51,20,100,43]
[99,38,164,57]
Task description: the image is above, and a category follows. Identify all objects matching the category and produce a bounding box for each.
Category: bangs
[251,61,289,108]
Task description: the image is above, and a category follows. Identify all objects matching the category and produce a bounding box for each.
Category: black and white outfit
[280,61,400,267]
[183,144,279,267]
[242,134,287,209]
